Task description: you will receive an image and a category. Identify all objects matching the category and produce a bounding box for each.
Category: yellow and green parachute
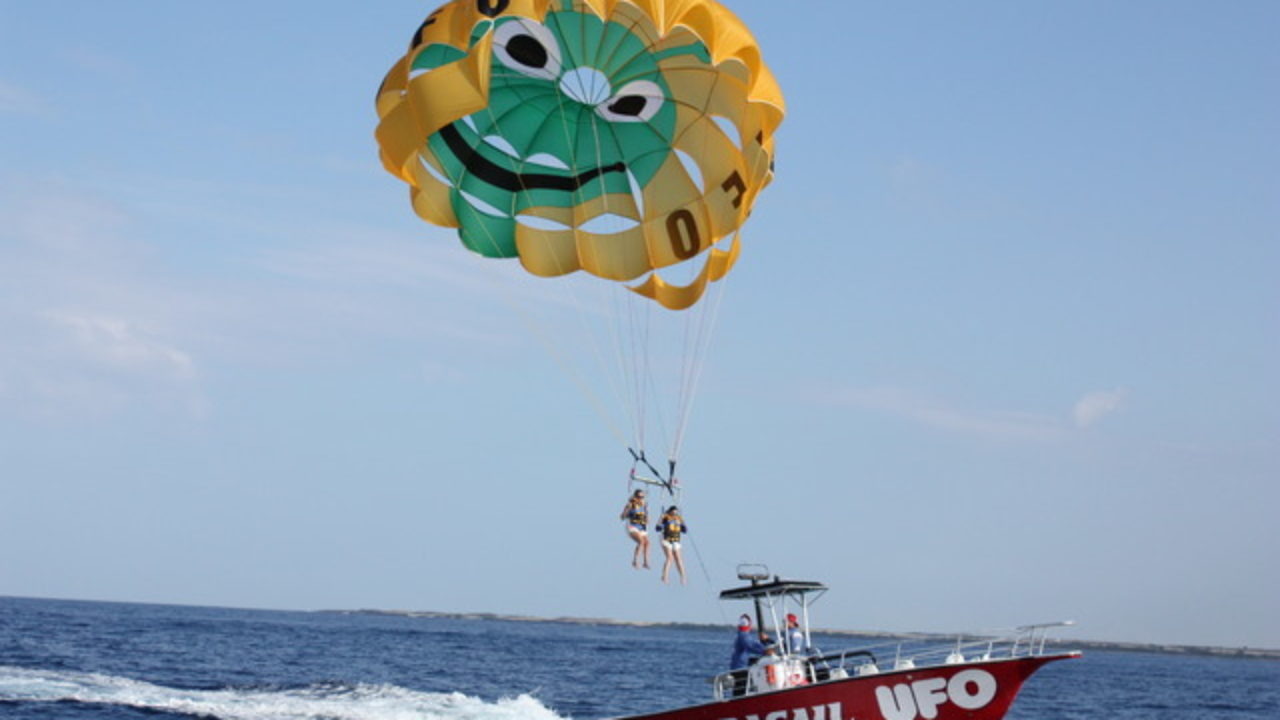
[375,0,783,311]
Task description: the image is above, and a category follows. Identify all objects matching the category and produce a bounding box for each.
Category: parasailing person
[655,505,688,585]
[620,489,651,570]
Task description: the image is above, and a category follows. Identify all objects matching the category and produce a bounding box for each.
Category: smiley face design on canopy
[376,0,783,309]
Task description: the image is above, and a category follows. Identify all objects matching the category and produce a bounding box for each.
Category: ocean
[1,596,1276,720]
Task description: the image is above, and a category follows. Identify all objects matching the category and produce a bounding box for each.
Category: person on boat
[728,615,765,696]
[655,506,688,585]
[730,615,765,669]
[620,489,650,569]
[761,640,780,661]
[785,613,807,655]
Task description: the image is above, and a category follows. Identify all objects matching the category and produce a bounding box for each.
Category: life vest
[660,516,684,542]
[627,504,648,527]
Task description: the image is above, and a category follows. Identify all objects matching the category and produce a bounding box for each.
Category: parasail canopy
[375,0,784,311]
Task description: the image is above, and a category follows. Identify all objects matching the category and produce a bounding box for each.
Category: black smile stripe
[439,123,626,192]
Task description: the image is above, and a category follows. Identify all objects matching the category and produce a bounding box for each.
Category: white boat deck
[712,621,1075,700]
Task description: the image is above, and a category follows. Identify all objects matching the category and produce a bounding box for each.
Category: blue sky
[1,1,1276,649]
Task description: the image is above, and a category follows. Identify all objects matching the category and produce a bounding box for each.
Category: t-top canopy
[719,578,828,601]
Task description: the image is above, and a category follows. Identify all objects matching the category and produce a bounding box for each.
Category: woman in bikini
[620,489,651,569]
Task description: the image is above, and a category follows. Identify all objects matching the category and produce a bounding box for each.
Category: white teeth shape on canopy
[483,135,521,158]
[460,190,508,218]
[526,153,570,170]
[464,115,571,171]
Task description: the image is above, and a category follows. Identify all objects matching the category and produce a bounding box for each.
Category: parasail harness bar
[629,447,677,495]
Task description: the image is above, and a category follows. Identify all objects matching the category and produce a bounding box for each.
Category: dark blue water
[1,596,1276,719]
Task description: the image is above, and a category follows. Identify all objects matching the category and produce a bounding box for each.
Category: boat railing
[709,621,1074,701]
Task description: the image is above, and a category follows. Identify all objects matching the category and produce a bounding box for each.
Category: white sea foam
[0,666,566,720]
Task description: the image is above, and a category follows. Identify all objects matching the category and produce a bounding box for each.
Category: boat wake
[0,665,565,720]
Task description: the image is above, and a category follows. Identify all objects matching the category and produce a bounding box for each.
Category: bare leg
[661,544,674,583]
[674,548,687,585]
[641,534,651,569]
[628,528,643,568]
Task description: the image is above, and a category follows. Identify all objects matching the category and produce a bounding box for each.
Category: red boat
[617,568,1079,720]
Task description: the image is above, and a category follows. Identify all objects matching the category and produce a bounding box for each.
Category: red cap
[786,613,798,624]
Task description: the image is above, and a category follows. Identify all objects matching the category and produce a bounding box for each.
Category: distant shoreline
[321,608,1280,662]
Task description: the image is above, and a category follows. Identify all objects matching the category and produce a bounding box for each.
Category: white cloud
[0,80,51,117]
[255,232,585,314]
[0,184,204,419]
[886,156,1017,222]
[0,312,202,421]
[0,171,623,420]
[1073,388,1129,428]
[824,385,1064,441]
[45,311,195,380]
[61,44,136,79]
[813,383,1136,439]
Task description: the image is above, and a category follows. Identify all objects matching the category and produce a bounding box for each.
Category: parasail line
[483,89,641,452]
[500,276,631,449]
[670,239,732,462]
[459,104,634,450]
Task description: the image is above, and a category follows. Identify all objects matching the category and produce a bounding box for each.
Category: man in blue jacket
[730,614,765,669]
[728,615,767,695]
